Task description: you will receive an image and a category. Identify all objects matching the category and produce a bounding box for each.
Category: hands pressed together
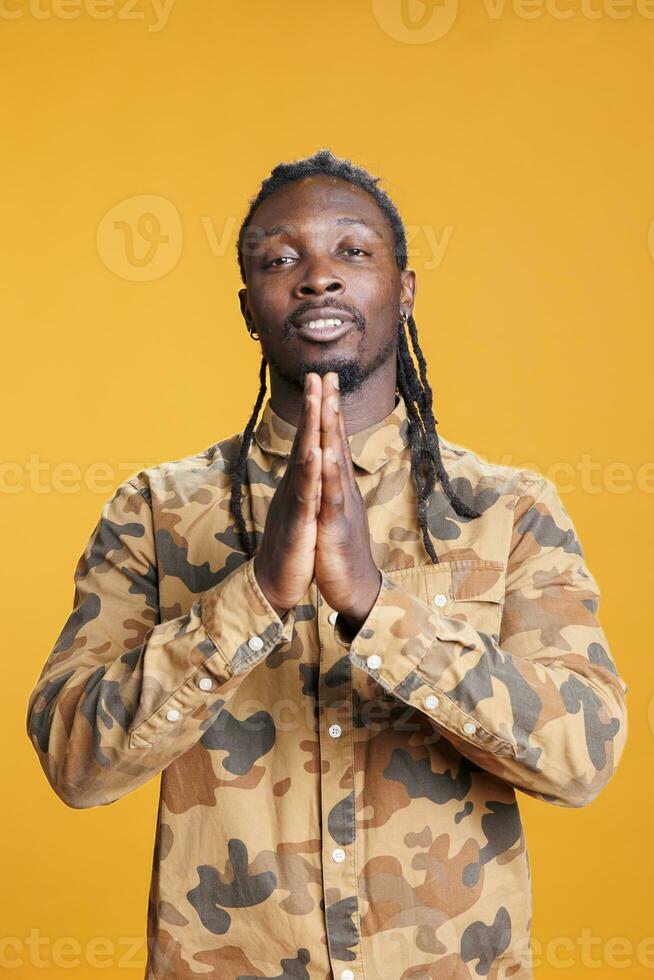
[253,372,383,639]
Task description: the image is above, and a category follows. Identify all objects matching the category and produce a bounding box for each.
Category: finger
[330,374,357,490]
[296,372,321,465]
[288,448,321,525]
[320,433,345,524]
[286,373,319,496]
[281,378,308,491]
[321,371,356,495]
[320,372,345,479]
[293,444,321,524]
[289,375,322,522]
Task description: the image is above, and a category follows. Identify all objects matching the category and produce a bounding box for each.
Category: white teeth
[305,318,343,330]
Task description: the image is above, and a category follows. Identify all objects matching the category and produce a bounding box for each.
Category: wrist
[253,556,290,620]
[338,567,382,635]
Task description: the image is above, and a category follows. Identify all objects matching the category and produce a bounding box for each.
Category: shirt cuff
[345,570,513,756]
[344,570,438,686]
[200,556,297,674]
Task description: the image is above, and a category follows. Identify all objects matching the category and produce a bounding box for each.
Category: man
[26,149,628,979]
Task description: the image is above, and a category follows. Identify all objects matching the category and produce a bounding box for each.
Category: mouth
[293,308,356,344]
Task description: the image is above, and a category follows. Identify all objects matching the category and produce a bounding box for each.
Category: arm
[340,475,628,808]
[25,477,296,809]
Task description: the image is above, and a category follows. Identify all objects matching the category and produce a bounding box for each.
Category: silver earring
[247,324,260,341]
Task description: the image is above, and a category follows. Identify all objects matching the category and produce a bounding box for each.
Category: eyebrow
[256,216,384,241]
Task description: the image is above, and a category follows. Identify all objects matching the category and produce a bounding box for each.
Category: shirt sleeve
[25,477,297,809]
[341,474,628,808]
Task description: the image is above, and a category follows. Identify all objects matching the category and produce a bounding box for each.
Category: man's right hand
[253,373,322,619]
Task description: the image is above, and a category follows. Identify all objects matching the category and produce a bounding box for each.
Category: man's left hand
[314,371,382,636]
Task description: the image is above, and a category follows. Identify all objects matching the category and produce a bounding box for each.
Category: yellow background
[3,1,652,976]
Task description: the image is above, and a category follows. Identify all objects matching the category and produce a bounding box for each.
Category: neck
[268,359,398,435]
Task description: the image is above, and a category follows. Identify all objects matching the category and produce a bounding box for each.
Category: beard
[265,333,397,397]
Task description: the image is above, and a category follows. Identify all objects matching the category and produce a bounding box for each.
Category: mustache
[283,300,366,336]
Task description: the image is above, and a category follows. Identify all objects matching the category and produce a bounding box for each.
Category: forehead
[246,175,395,243]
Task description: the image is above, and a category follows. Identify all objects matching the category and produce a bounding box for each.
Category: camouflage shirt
[26,392,629,979]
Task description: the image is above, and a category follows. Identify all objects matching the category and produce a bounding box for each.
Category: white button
[366,654,381,670]
[433,593,448,607]
[425,694,439,709]
[332,848,346,863]
[462,721,477,735]
[341,971,355,980]
[328,611,338,625]
[329,724,342,738]
[165,708,180,722]
[198,677,213,691]
[247,635,264,651]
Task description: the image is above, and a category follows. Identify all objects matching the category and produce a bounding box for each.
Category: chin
[266,348,369,396]
[298,357,366,394]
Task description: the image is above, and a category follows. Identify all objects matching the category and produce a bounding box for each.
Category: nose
[292,257,345,299]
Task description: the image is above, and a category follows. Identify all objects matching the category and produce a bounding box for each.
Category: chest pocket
[384,558,506,640]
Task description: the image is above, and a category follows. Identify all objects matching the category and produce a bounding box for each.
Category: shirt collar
[253,391,411,474]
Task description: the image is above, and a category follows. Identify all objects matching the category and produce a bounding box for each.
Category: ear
[238,288,252,330]
[399,268,416,319]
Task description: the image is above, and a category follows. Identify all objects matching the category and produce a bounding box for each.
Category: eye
[340,247,369,257]
[263,255,296,268]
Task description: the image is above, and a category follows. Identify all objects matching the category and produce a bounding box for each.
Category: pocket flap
[383,558,505,605]
[448,559,505,602]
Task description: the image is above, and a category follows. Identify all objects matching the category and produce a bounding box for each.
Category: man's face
[239,175,416,395]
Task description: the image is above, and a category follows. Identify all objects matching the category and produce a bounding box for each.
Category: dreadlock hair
[230,148,481,564]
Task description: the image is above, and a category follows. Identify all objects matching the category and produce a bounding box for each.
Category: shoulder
[437,432,546,501]
[116,429,550,508]
[118,430,246,505]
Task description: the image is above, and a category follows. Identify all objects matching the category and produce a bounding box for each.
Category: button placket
[317,588,364,976]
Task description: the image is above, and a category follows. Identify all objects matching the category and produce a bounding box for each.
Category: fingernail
[333,374,339,389]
